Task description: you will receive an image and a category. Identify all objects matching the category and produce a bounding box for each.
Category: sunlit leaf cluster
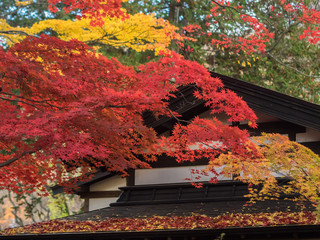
[1,12,190,54]
[209,134,320,206]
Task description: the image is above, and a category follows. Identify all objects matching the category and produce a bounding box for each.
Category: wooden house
[52,72,320,212]
[5,72,320,239]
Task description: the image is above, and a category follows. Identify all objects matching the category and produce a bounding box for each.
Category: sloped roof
[145,72,320,134]
[3,224,320,240]
[10,73,320,239]
[216,72,320,131]
[2,182,319,239]
[67,181,312,220]
[53,72,320,194]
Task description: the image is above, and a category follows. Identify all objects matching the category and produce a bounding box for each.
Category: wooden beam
[126,169,135,186]
[215,72,320,132]
[150,156,209,168]
[79,190,122,199]
[82,198,89,212]
[301,141,320,155]
[150,140,318,168]
[238,121,306,136]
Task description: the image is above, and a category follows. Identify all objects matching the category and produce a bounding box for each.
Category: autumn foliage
[0,33,258,193]
[206,0,320,54]
[47,0,127,26]
[0,13,190,54]
[0,0,320,207]
[2,211,319,235]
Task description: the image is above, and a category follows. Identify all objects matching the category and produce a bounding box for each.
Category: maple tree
[126,0,320,102]
[0,0,320,210]
[201,133,320,207]
[47,0,127,26]
[0,32,257,194]
[0,11,190,54]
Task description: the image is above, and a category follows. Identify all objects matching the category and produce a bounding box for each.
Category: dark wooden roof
[216,72,320,131]
[3,225,320,240]
[145,72,320,134]
[112,181,248,206]
[5,182,317,240]
[28,73,320,240]
[53,72,320,192]
[143,83,208,134]
[66,181,311,220]
[3,182,317,240]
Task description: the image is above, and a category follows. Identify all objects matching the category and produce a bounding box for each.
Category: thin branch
[1,92,51,103]
[0,96,45,112]
[38,199,50,220]
[292,157,320,194]
[8,191,24,227]
[0,150,35,168]
[0,30,33,36]
[267,52,320,78]
[21,195,37,223]
[0,93,137,114]
[0,92,64,110]
[266,21,301,53]
[0,34,15,44]
[211,0,252,18]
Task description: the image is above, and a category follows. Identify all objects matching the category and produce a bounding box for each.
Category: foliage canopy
[0,0,320,209]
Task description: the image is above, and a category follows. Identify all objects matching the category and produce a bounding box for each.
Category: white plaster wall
[90,175,126,191]
[188,141,223,150]
[89,198,118,211]
[135,165,232,185]
[296,128,320,142]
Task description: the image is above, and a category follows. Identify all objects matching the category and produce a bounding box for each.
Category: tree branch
[0,96,45,112]
[266,52,320,78]
[0,92,63,110]
[8,191,24,227]
[211,0,252,18]
[266,21,301,53]
[0,150,35,168]
[0,30,32,36]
